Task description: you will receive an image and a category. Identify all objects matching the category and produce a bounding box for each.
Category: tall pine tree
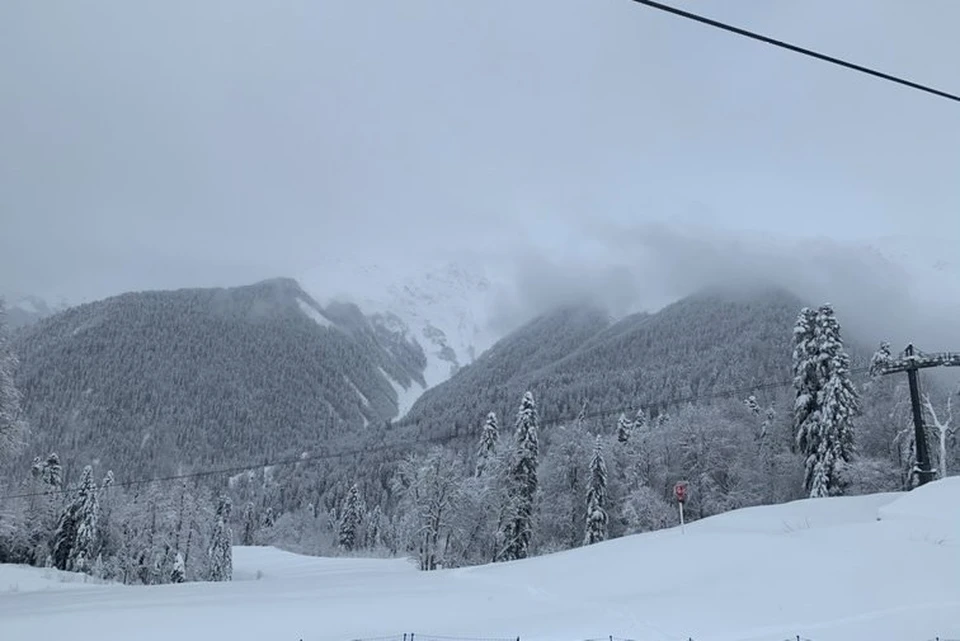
[634,408,647,431]
[475,412,499,477]
[496,391,540,562]
[207,495,233,581]
[52,465,99,571]
[869,341,892,378]
[241,502,257,546]
[338,484,364,551]
[616,413,632,444]
[583,435,608,545]
[170,552,186,583]
[794,304,860,497]
[793,307,819,444]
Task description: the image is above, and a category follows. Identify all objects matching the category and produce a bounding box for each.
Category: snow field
[1,479,958,641]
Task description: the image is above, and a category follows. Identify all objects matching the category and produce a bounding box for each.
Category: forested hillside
[225,286,925,565]
[3,283,943,583]
[11,278,427,478]
[404,287,824,437]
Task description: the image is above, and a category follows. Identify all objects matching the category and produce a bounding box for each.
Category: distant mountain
[402,287,865,437]
[12,278,426,477]
[300,259,501,415]
[3,295,67,330]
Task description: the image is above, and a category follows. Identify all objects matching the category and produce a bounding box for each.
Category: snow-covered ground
[2,480,958,641]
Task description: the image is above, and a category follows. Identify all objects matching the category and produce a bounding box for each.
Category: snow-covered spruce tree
[616,413,632,444]
[634,408,647,431]
[583,435,608,545]
[0,300,26,459]
[207,495,232,582]
[95,470,116,568]
[812,304,859,495]
[869,341,892,377]
[338,483,364,551]
[170,552,186,583]
[241,502,257,546]
[365,504,384,550]
[52,465,99,571]
[794,305,860,498]
[496,391,540,562]
[475,411,499,478]
[792,307,819,484]
[792,307,819,435]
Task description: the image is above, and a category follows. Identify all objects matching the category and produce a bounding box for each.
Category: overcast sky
[3,0,959,333]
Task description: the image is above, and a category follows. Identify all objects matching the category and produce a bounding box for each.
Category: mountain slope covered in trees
[5,281,939,579]
[11,278,427,478]
[404,287,842,437]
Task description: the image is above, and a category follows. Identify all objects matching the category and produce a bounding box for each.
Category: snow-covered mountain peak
[299,257,505,415]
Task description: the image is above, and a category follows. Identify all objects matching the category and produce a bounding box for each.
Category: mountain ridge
[10,277,427,477]
[401,286,860,437]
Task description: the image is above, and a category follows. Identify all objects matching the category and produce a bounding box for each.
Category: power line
[628,0,960,104]
[0,366,871,503]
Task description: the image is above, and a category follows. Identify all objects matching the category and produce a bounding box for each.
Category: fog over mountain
[491,222,960,350]
[2,1,957,347]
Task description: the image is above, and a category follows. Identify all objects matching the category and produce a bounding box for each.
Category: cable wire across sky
[629,0,960,103]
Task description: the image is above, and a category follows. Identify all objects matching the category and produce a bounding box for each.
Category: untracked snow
[2,480,959,641]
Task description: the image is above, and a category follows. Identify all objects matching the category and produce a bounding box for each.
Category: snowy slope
[3,480,959,641]
[300,258,503,415]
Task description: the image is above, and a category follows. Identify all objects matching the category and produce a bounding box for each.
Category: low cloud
[488,221,959,358]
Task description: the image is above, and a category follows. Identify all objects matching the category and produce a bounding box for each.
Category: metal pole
[679,501,685,533]
[905,344,936,486]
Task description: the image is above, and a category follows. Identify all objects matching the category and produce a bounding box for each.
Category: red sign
[674,482,687,503]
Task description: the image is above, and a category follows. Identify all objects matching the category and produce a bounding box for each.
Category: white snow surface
[3,479,959,641]
[0,564,109,594]
[301,258,502,390]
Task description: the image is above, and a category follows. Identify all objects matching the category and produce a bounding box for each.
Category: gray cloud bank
[489,221,959,356]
